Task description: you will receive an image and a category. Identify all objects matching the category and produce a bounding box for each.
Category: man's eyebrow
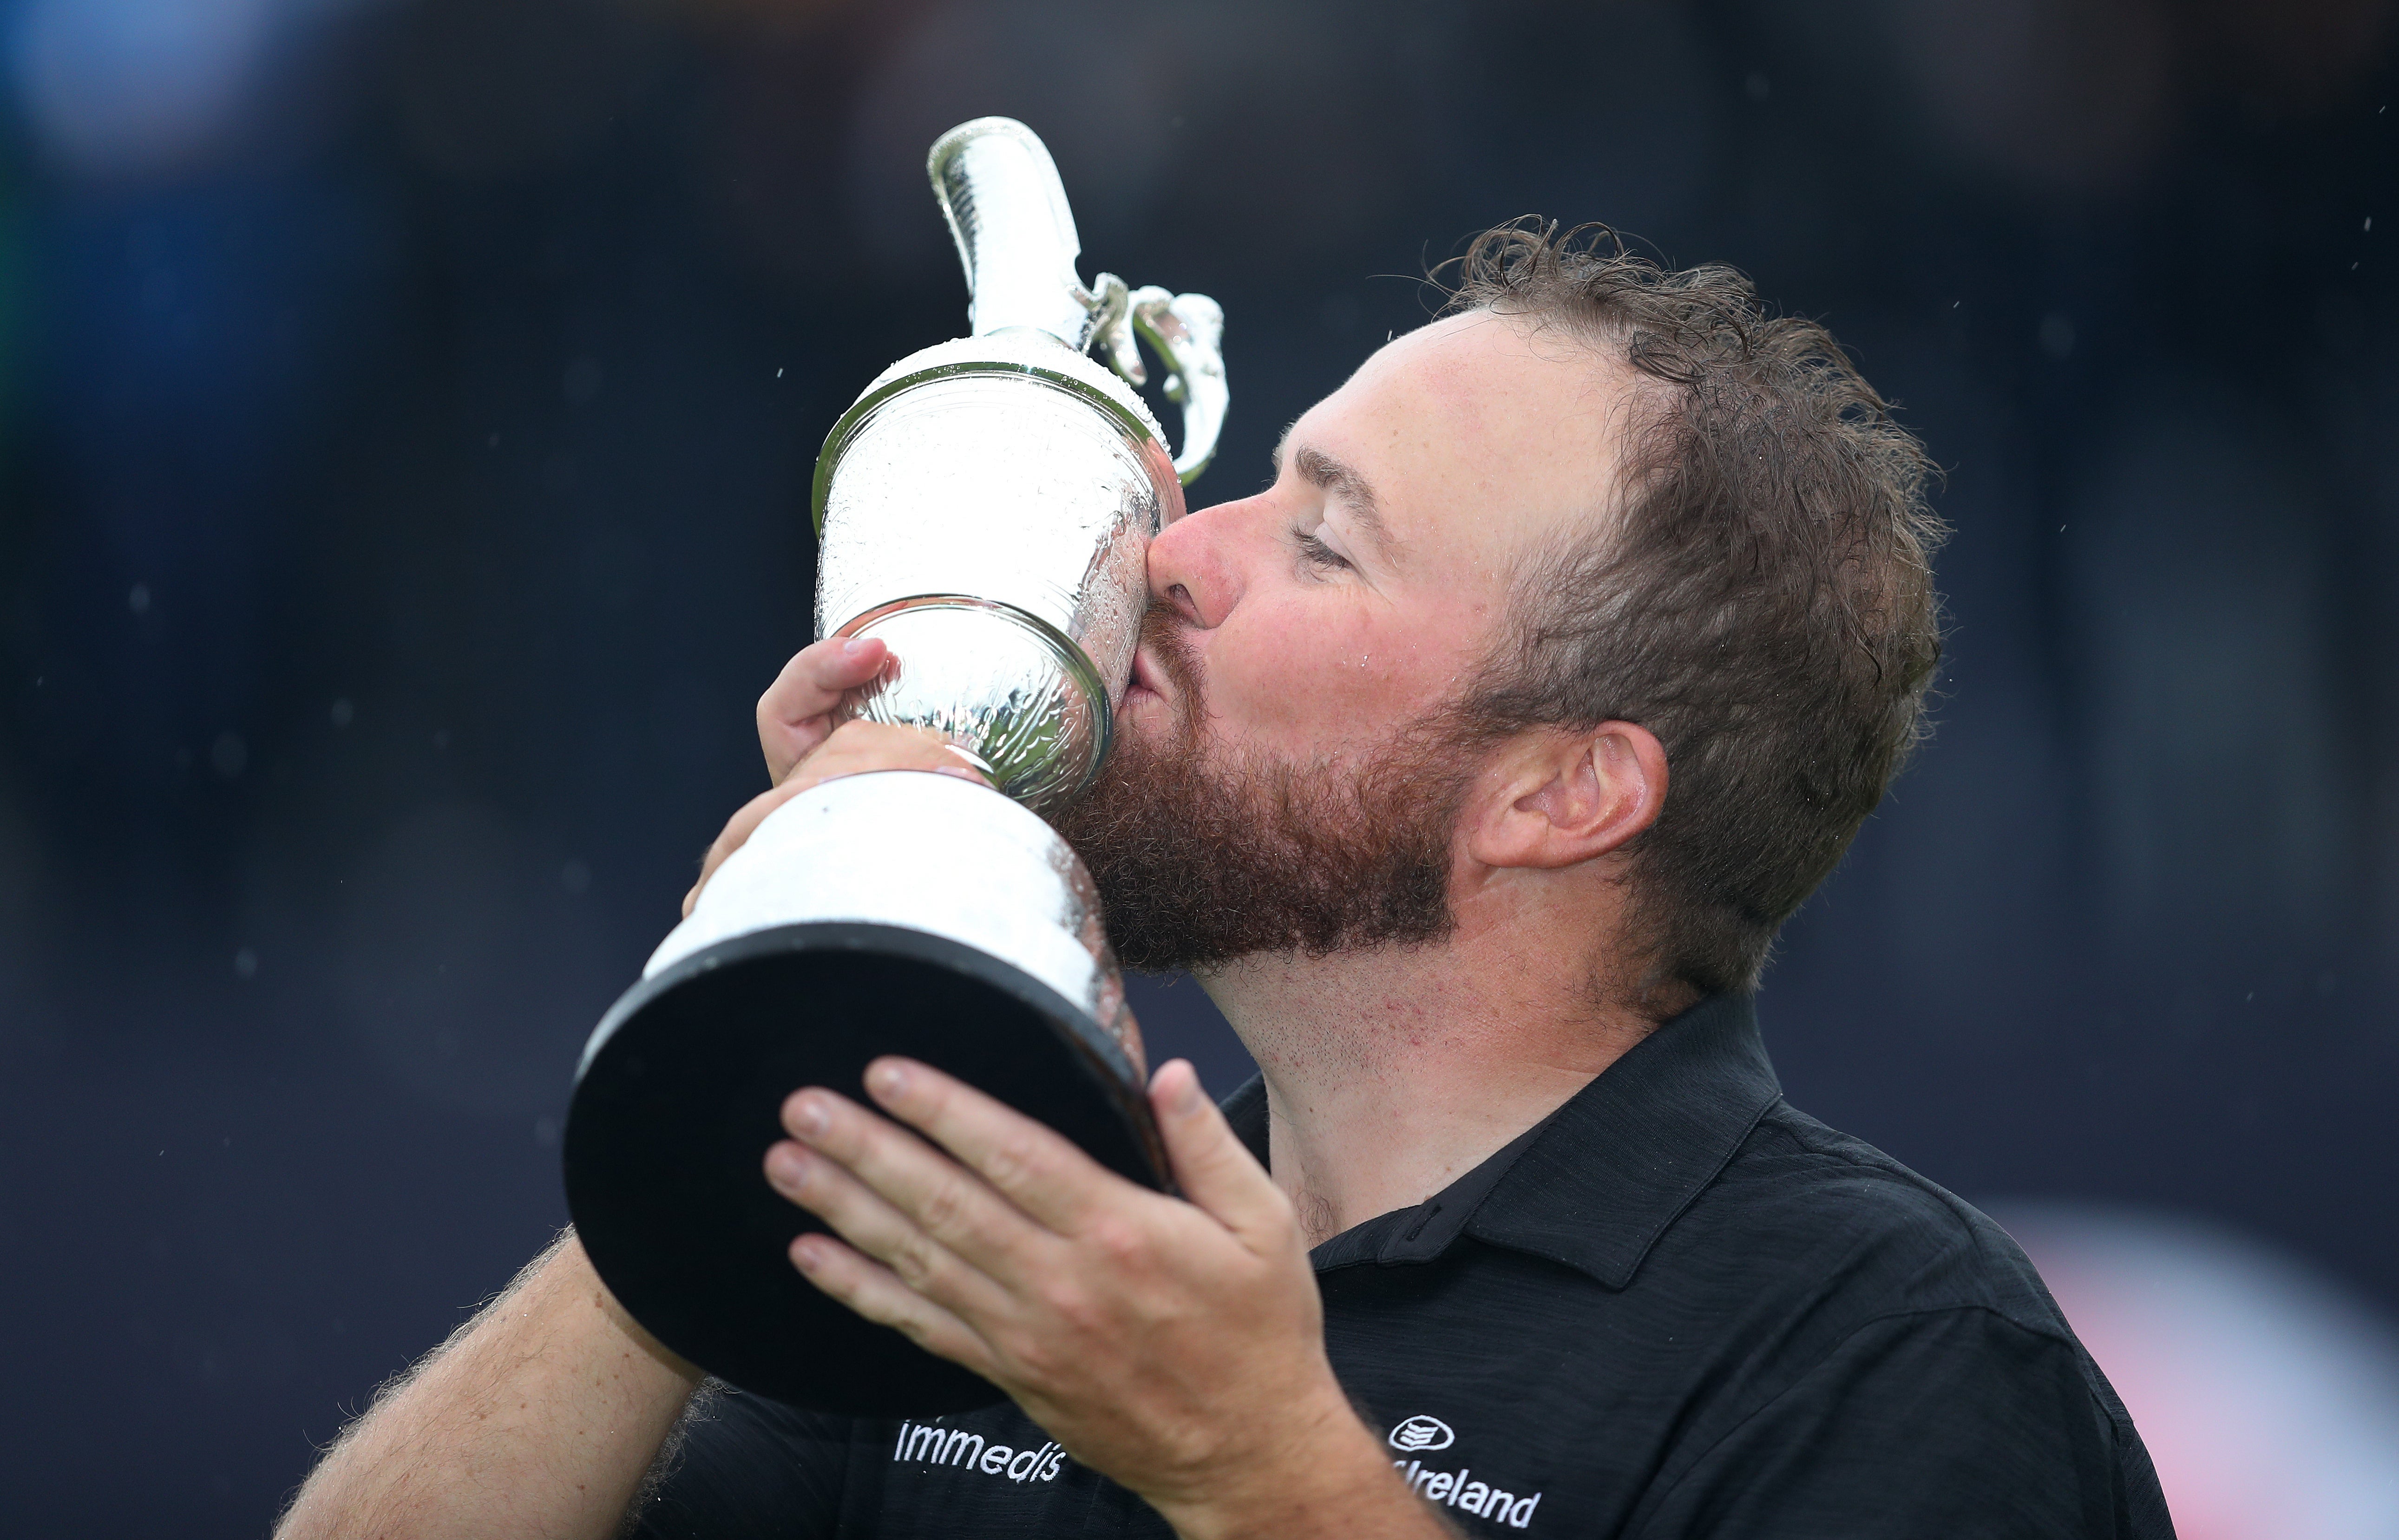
[1284,441,1402,558]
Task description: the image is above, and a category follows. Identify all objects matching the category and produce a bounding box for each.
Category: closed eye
[1296,529,1353,571]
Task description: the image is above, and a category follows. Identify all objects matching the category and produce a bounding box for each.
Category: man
[280,224,2173,1538]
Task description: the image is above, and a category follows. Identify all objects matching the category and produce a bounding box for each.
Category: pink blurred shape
[1989,1202,2399,1540]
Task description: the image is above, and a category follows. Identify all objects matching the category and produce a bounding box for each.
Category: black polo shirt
[629,994,2174,1538]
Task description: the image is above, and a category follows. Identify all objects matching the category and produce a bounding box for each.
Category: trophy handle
[1089,283,1226,486]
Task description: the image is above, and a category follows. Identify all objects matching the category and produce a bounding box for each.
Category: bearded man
[281,226,2173,1540]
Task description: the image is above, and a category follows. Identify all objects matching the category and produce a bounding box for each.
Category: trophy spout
[929,117,1228,487]
[929,117,1103,349]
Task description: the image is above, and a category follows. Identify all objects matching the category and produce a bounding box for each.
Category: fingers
[785,1231,996,1374]
[685,778,808,917]
[764,1138,1014,1322]
[756,636,890,785]
[858,1058,1117,1235]
[781,1083,1060,1276]
[683,721,990,917]
[1148,1059,1292,1248]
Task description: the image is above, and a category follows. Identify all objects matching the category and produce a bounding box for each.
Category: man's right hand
[683,635,990,916]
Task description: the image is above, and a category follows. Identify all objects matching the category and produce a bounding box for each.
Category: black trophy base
[563,921,1165,1417]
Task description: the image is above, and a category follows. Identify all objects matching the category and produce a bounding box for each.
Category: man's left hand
[762,1057,1449,1540]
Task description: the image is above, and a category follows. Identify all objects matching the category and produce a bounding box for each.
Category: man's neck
[1196,904,1669,1246]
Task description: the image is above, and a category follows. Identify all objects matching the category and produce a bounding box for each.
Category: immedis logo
[1388,1415,1456,1453]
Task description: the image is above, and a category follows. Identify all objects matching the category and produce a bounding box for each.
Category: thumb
[1150,1059,1285,1245]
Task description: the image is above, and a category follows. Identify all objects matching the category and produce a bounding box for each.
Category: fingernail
[935,766,985,783]
[788,1094,828,1137]
[790,1234,827,1271]
[866,1060,908,1099]
[765,1143,809,1187]
[842,637,874,656]
[1169,1061,1206,1115]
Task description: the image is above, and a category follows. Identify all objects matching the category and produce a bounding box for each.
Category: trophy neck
[828,596,1112,812]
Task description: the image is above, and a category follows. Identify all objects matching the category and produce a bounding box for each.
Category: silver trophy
[562,118,1226,1416]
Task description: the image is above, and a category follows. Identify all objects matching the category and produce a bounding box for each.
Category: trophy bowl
[562,118,1226,1416]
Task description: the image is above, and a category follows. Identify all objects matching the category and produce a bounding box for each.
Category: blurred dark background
[3,0,2396,1533]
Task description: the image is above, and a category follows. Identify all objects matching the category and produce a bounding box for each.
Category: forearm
[278,1231,701,1540]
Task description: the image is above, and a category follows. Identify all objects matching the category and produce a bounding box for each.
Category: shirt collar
[1219,993,1783,1289]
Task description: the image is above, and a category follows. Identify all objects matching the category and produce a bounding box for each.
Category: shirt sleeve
[623,1384,866,1540]
[1629,1306,2176,1540]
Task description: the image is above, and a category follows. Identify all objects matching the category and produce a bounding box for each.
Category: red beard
[1049,609,1489,973]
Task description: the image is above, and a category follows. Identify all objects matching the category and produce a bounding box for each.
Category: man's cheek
[1252,652,1402,735]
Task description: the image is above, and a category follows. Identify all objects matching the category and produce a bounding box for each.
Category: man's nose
[1145,497,1253,630]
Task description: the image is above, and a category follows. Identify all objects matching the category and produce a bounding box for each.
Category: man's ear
[1464,722,1668,872]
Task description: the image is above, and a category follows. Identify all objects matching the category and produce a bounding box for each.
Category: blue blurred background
[2,1,2396,1533]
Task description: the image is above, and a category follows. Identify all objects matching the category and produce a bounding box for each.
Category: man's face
[1053,310,1636,971]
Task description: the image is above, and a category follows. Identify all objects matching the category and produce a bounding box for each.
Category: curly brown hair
[1441,220,1947,1001]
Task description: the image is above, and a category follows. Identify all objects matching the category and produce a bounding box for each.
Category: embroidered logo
[1388,1415,1455,1453]
[893,1419,1067,1483]
[1386,1414,1545,1527]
